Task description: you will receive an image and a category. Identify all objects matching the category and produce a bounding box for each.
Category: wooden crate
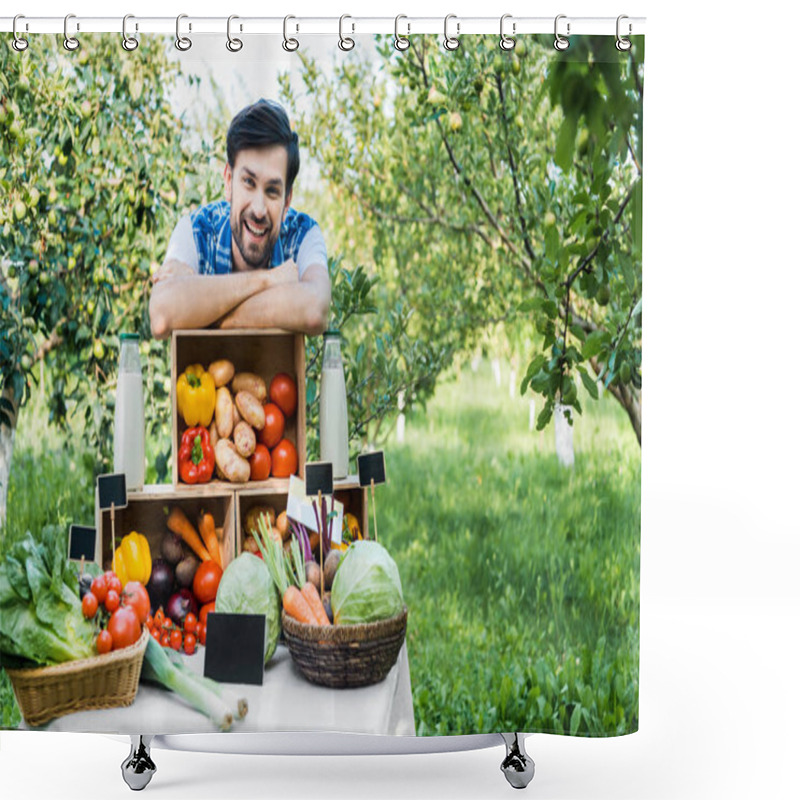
[95,485,236,573]
[236,477,368,556]
[171,329,306,491]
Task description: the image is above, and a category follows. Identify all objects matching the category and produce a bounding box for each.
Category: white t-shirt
[164,214,328,279]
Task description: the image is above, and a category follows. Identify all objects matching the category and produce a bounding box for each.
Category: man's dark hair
[226,99,300,195]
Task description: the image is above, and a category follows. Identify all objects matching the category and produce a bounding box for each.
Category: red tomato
[154,608,165,627]
[121,581,151,624]
[104,589,120,613]
[249,444,271,481]
[170,629,183,651]
[91,575,108,604]
[145,614,154,631]
[96,630,113,655]
[193,561,223,605]
[258,403,285,448]
[270,439,298,478]
[199,602,215,626]
[105,571,122,596]
[107,607,141,651]
[162,617,173,631]
[183,633,197,656]
[160,631,171,648]
[184,613,198,635]
[82,592,98,619]
[198,623,207,646]
[269,373,297,418]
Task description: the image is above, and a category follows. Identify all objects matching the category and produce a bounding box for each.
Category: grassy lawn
[380,360,640,736]
[1,360,639,736]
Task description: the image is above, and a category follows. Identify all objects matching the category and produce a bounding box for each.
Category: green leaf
[579,370,599,400]
[555,112,578,172]
[582,331,609,359]
[570,703,583,735]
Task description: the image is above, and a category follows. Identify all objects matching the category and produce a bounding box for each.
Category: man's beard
[231,210,280,270]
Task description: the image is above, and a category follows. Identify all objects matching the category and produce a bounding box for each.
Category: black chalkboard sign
[97,473,127,511]
[305,461,334,497]
[357,451,386,488]
[204,613,265,685]
[68,525,96,562]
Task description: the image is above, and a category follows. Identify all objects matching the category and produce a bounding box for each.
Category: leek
[165,649,248,720]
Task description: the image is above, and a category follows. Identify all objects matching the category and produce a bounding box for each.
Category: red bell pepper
[178,426,215,484]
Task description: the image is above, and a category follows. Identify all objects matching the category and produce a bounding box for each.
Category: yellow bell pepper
[113,531,152,587]
[176,364,216,427]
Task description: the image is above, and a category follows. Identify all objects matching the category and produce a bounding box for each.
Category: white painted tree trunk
[529,398,536,432]
[396,390,406,444]
[492,357,502,387]
[0,422,15,529]
[554,403,575,468]
[508,369,517,399]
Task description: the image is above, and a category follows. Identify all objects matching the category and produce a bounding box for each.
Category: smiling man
[149,99,330,338]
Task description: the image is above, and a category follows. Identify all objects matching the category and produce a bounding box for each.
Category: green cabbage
[215,553,280,664]
[331,541,404,625]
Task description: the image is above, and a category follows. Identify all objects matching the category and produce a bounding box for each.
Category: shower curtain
[0,25,642,740]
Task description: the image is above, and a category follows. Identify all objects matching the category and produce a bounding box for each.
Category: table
[29,643,415,737]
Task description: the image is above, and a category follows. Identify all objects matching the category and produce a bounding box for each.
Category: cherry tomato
[170,629,183,651]
[160,631,171,648]
[96,630,113,655]
[107,607,141,651]
[162,617,173,631]
[184,613,198,635]
[145,614,154,631]
[199,602,215,626]
[105,571,122,596]
[82,592,99,619]
[198,623,207,646]
[121,581,151,625]
[193,561,223,605]
[91,574,108,604]
[104,589,120,613]
[154,609,165,627]
[183,633,197,655]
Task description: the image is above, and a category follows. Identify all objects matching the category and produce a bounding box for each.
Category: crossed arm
[148,260,331,339]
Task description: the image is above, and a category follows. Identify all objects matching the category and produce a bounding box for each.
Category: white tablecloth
[29,643,415,737]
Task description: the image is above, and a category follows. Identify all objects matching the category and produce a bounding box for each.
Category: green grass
[380,361,640,736]
[1,360,639,736]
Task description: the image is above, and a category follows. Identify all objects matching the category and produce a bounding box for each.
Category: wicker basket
[282,606,408,689]
[6,628,149,727]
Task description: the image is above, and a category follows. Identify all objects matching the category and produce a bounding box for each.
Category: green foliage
[381,361,640,735]
[284,34,643,443]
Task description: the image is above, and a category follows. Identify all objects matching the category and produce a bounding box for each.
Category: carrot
[167,506,211,562]
[282,585,318,625]
[300,581,330,626]
[198,512,222,568]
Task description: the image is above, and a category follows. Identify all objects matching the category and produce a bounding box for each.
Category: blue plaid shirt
[190,200,318,275]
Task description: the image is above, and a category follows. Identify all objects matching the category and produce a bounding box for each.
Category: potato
[215,387,234,439]
[233,421,256,458]
[208,419,219,450]
[235,390,266,430]
[208,359,235,387]
[244,506,275,536]
[232,402,242,428]
[276,510,290,541]
[215,438,250,483]
[323,551,342,589]
[232,372,267,402]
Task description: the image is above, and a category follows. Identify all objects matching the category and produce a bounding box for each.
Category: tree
[0,36,217,526]
[284,34,643,444]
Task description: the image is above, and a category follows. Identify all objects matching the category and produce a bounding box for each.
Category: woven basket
[282,606,408,689]
[6,628,149,727]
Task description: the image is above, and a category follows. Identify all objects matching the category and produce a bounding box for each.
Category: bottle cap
[120,333,140,341]
[323,329,341,337]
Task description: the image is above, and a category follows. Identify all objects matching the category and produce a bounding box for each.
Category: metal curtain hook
[175,14,192,51]
[499,14,515,50]
[554,14,570,51]
[63,13,80,51]
[122,14,139,51]
[12,14,29,52]
[282,15,299,51]
[616,15,632,51]
[394,15,410,51]
[443,13,459,51]
[338,15,355,51]
[226,15,243,52]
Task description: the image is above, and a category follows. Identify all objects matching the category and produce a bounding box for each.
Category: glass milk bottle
[113,333,145,490]
[319,330,350,479]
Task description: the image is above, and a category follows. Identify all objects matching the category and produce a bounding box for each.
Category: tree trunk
[0,387,18,531]
[589,356,641,446]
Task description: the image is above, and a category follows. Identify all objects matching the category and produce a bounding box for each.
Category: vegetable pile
[176,360,299,484]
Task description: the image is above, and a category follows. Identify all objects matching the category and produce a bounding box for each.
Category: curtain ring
[499,14,515,51]
[394,15,410,51]
[554,14,570,51]
[282,15,299,51]
[122,14,139,51]
[338,15,355,51]
[63,13,80,52]
[616,15,632,51]
[12,14,29,52]
[226,15,243,52]
[175,14,192,51]
[443,14,459,51]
